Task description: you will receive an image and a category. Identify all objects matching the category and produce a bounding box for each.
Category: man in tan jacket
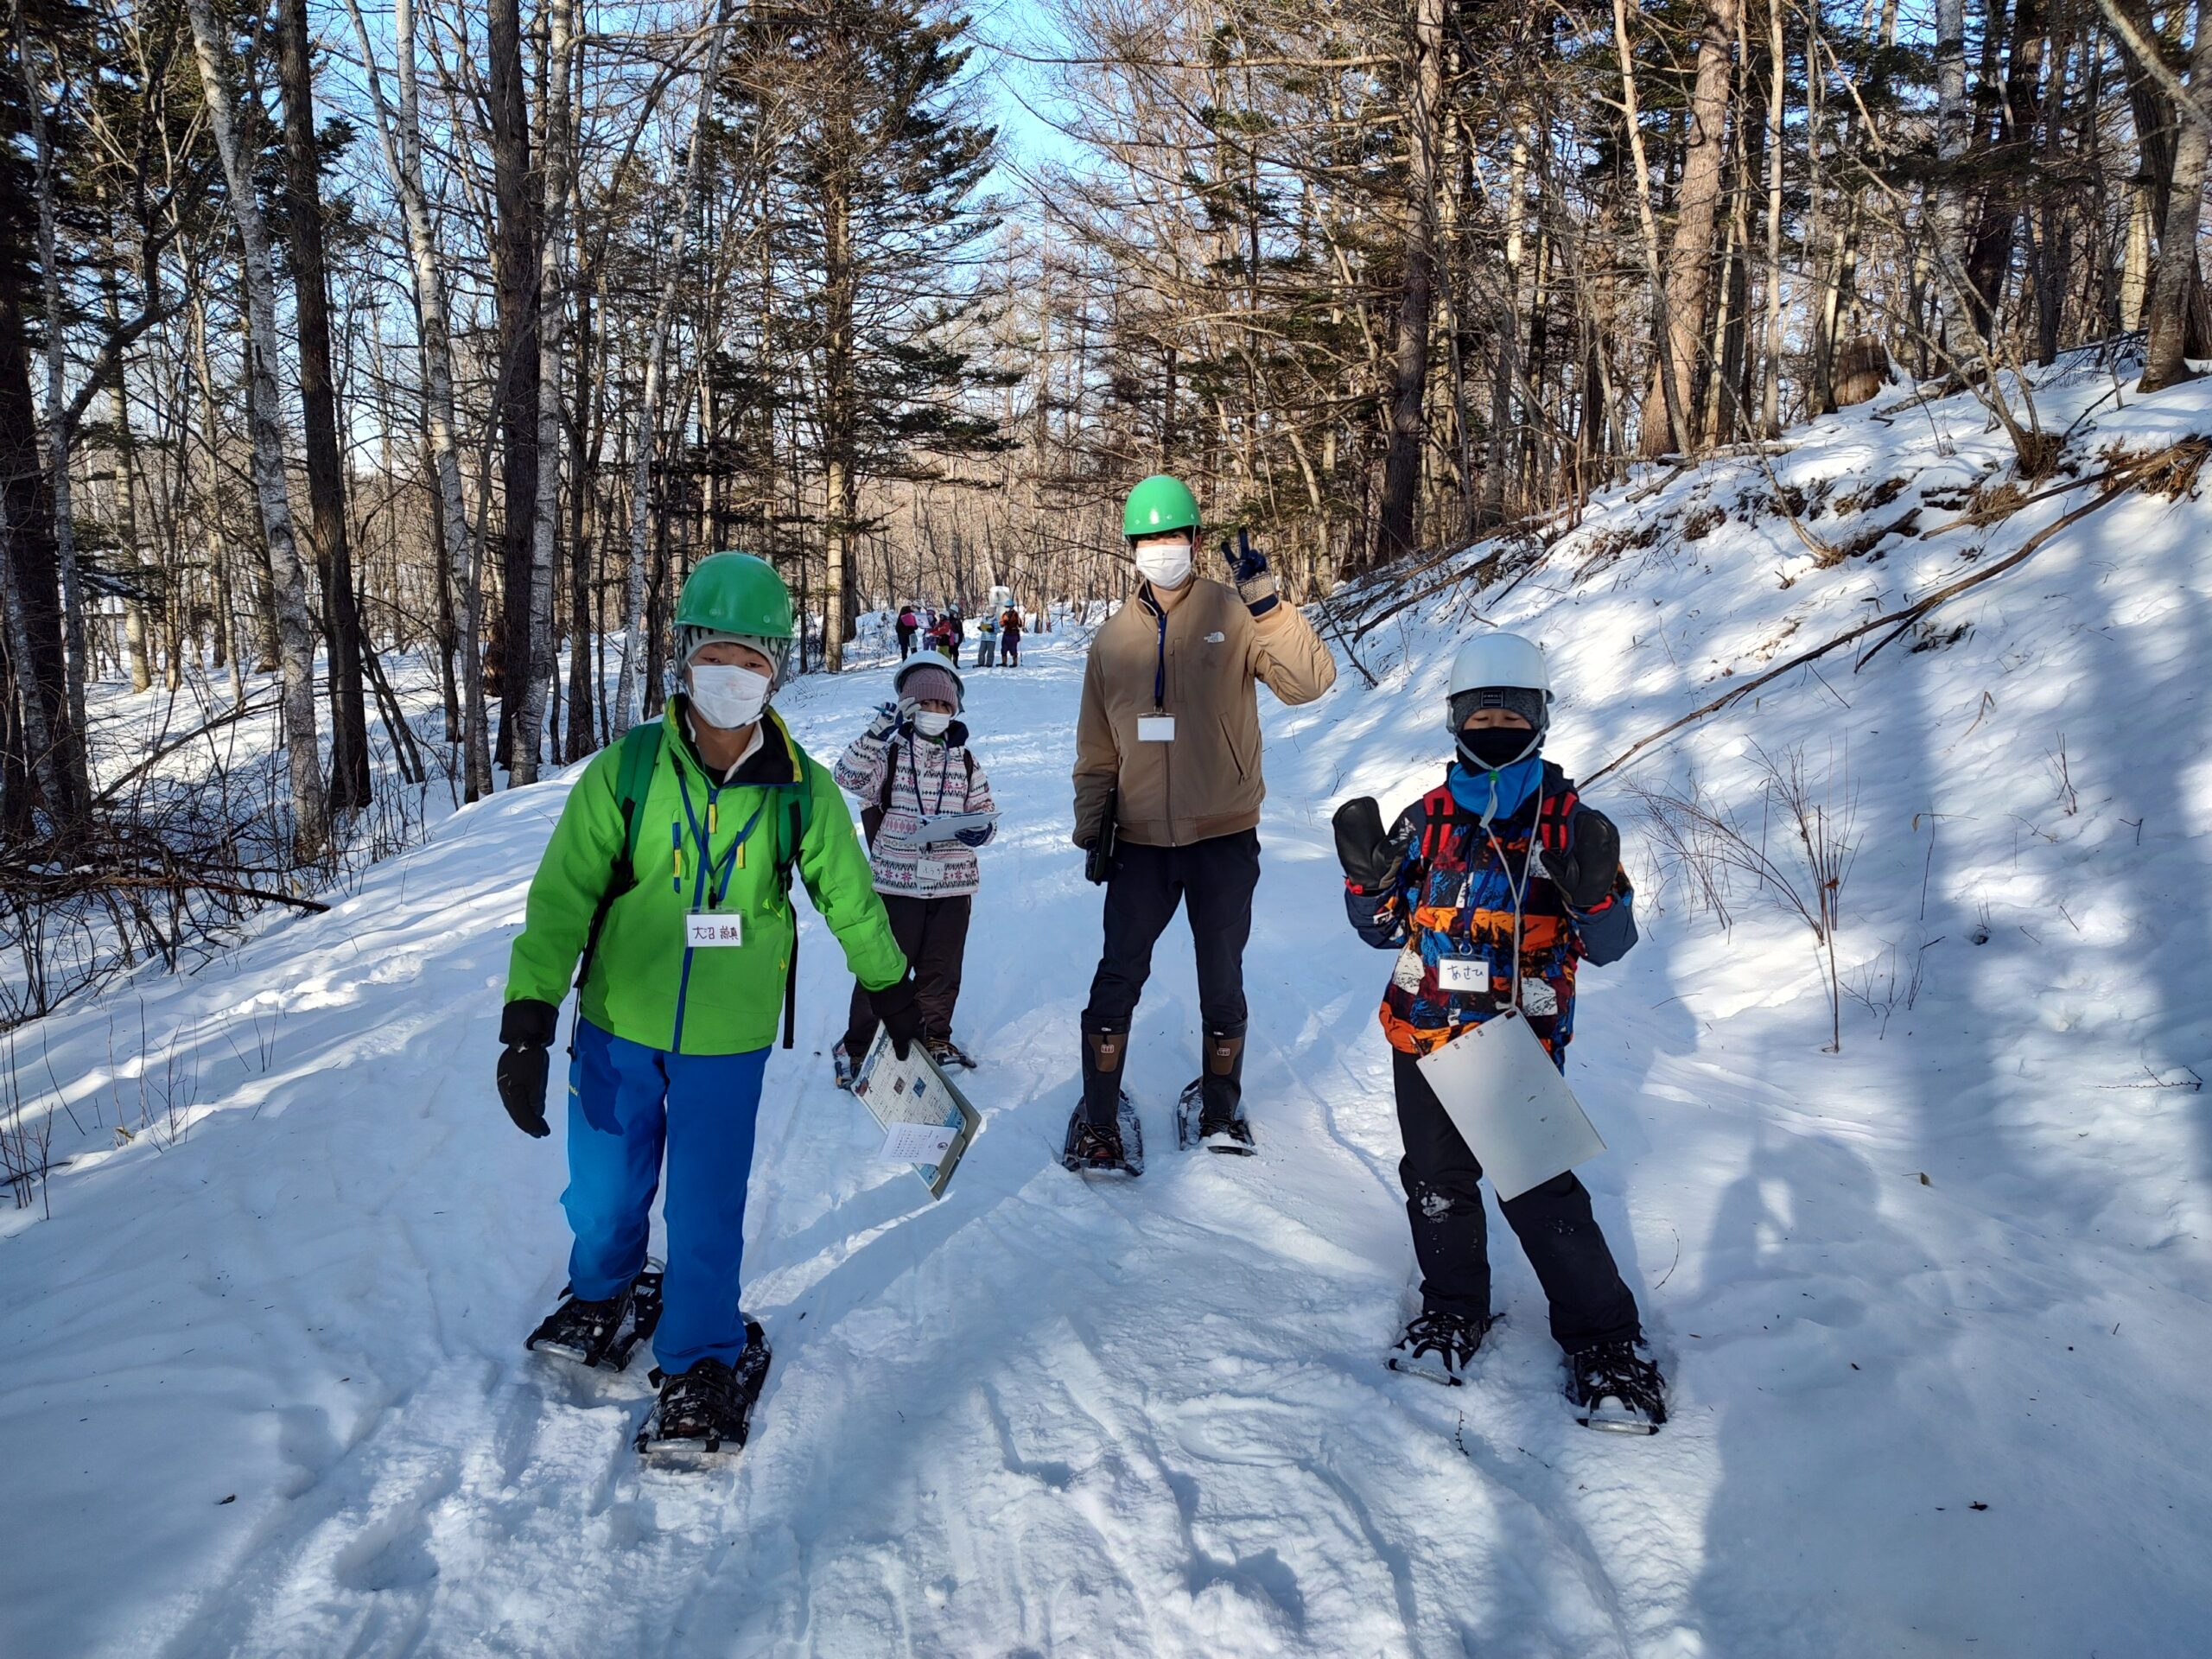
[1065,474,1337,1172]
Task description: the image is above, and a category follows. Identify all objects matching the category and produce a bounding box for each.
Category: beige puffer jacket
[1071,577,1336,849]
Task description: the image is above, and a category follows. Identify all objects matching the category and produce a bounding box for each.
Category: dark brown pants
[844,892,972,1053]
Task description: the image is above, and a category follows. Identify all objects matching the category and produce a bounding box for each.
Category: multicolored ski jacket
[1346,760,1637,1063]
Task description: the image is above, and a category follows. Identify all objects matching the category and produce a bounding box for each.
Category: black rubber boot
[1198,1025,1245,1133]
[1081,1027,1128,1128]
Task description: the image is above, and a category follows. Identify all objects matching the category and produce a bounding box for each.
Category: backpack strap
[860,730,901,846]
[575,721,663,989]
[773,757,815,1050]
[1535,764,1580,855]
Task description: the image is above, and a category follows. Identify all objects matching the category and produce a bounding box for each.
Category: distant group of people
[894,601,1031,671]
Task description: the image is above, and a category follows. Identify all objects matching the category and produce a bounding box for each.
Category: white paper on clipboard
[1414,1008,1605,1201]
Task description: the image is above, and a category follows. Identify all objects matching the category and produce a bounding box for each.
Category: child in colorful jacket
[832,652,997,1077]
[1331,631,1668,1433]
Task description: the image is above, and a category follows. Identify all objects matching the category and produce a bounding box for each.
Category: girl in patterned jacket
[832,652,997,1079]
[1331,632,1669,1433]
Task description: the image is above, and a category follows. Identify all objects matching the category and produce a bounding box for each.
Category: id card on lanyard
[676,772,766,948]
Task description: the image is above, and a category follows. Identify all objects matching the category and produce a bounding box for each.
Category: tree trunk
[0,230,68,826]
[1932,0,1980,365]
[341,0,493,798]
[183,0,330,862]
[15,9,92,807]
[1613,0,1687,456]
[512,0,576,785]
[276,0,371,813]
[1377,0,1444,563]
[1761,0,1788,435]
[488,0,540,771]
[99,262,153,696]
[1479,122,1527,529]
[820,42,859,671]
[1639,0,1740,456]
[2143,0,2212,388]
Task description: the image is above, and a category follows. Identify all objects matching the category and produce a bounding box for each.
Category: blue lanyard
[674,771,766,911]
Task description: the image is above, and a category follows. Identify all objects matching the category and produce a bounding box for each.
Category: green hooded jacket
[505,704,906,1055]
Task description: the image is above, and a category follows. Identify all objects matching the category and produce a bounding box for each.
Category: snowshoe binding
[832,1041,857,1091]
[1175,1078,1255,1155]
[1062,1094,1144,1177]
[1387,1308,1495,1387]
[636,1319,772,1462]
[925,1037,976,1071]
[526,1265,663,1372]
[1567,1338,1668,1434]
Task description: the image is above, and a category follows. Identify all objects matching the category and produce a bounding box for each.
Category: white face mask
[912,709,953,739]
[1134,540,1192,589]
[688,663,772,731]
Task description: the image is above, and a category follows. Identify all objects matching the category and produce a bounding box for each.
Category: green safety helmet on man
[676,551,796,681]
[1122,474,1201,540]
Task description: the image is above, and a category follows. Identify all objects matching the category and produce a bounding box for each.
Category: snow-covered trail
[11,375,2212,1656]
[16,639,1706,1659]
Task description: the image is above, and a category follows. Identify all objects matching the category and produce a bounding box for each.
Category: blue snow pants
[563,1017,768,1374]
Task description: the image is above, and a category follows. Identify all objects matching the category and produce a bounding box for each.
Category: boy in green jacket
[496,552,918,1454]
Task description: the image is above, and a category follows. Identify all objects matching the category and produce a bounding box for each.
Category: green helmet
[1122,474,1200,539]
[677,551,795,639]
[675,551,796,681]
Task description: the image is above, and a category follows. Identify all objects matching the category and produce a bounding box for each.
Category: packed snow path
[11,385,2212,1654]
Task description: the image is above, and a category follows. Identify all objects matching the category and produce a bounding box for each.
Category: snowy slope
[5,368,2212,1656]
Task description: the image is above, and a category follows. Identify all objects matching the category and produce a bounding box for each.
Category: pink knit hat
[899,662,961,710]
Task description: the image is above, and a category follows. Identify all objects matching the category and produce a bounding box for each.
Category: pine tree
[724,0,1009,669]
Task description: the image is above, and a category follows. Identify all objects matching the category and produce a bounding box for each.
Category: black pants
[1392,1048,1640,1354]
[845,893,971,1054]
[1002,637,1019,665]
[1080,831,1258,1121]
[896,626,915,659]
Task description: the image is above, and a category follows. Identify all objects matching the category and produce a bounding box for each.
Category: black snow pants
[896,624,915,659]
[1079,830,1257,1125]
[1393,1048,1641,1355]
[845,893,972,1055]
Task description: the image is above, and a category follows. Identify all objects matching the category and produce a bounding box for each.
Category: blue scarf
[1448,753,1541,825]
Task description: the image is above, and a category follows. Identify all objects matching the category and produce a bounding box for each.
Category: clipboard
[849,1032,982,1198]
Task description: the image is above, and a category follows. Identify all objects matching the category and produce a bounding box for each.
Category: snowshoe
[525,1266,663,1372]
[636,1319,772,1462]
[1061,1094,1144,1176]
[1175,1078,1255,1154]
[1387,1308,1495,1387]
[832,1041,857,1091]
[925,1037,976,1071]
[1567,1338,1668,1434]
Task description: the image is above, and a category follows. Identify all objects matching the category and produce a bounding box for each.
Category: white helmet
[1446,631,1550,698]
[1446,631,1550,771]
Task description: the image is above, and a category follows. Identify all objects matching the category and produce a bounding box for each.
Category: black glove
[1541,806,1622,911]
[870,972,924,1060]
[1222,530,1277,615]
[1332,797,1410,892]
[497,998,559,1139]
